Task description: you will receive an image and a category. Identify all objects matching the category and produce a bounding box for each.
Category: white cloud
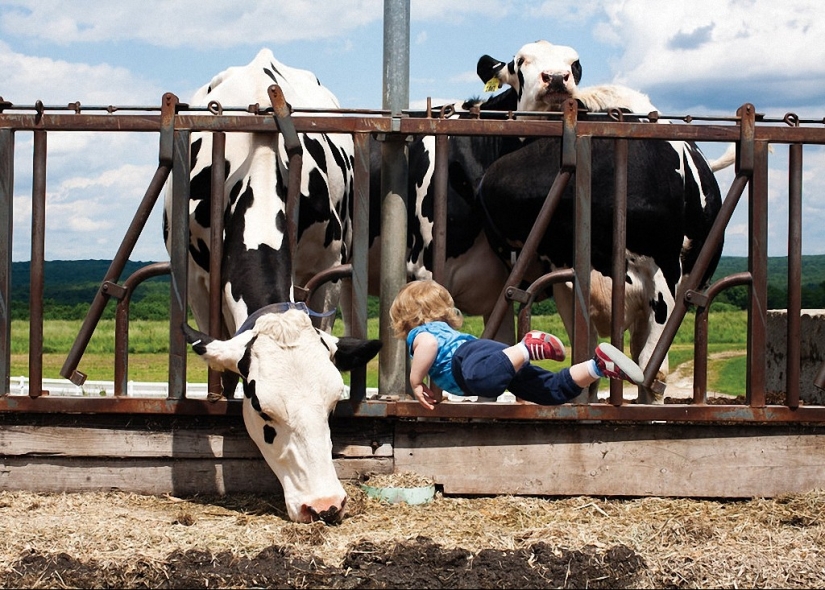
[595,0,825,114]
[0,41,164,104]
[0,0,384,49]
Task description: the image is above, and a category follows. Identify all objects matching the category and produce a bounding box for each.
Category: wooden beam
[395,421,825,498]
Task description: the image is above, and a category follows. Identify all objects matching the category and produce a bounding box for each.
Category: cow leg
[628,263,672,404]
[553,278,600,403]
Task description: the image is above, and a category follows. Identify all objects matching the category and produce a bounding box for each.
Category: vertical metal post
[28,130,46,397]
[0,129,13,396]
[168,130,190,399]
[208,132,226,397]
[378,0,410,396]
[609,137,628,406]
[432,134,449,285]
[572,136,592,365]
[350,132,372,402]
[786,142,802,408]
[746,140,769,407]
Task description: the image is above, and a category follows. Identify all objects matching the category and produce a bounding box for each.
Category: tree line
[10,256,825,321]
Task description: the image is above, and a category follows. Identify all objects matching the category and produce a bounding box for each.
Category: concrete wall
[766,309,825,404]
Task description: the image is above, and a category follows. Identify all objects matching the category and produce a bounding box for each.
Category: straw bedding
[1,484,823,588]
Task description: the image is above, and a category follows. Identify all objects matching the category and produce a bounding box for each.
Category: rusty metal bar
[572,136,593,367]
[7,110,825,145]
[609,136,628,406]
[268,85,302,285]
[28,130,46,397]
[349,132,372,405]
[432,134,449,284]
[386,399,825,422]
[693,272,753,403]
[114,262,171,396]
[515,269,577,337]
[208,132,226,397]
[0,129,13,397]
[168,130,190,399]
[746,140,770,408]
[785,142,803,409]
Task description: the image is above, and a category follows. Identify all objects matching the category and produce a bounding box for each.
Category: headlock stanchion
[0,96,822,424]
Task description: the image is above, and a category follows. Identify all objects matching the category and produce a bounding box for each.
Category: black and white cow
[164,48,354,337]
[163,49,381,523]
[475,41,724,401]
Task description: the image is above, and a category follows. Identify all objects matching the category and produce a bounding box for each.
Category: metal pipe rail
[1,95,824,423]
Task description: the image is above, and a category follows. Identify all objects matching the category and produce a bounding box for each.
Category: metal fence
[2,92,825,423]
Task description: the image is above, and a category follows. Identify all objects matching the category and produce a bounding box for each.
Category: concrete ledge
[766,309,825,404]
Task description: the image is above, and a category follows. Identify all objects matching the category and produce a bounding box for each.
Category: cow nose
[541,72,569,91]
[303,496,347,524]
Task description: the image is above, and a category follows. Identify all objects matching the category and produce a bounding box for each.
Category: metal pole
[0,129,13,396]
[378,0,410,397]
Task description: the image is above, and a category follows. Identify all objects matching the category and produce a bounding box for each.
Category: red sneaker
[594,343,644,384]
[522,331,566,362]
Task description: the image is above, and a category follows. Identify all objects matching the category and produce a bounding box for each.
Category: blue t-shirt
[406,321,476,395]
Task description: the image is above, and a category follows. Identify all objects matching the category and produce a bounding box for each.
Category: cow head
[478,40,582,112]
[477,41,658,116]
[183,307,381,523]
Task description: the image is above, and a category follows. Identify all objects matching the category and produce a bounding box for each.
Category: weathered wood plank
[395,421,825,498]
[0,456,392,495]
[0,422,393,458]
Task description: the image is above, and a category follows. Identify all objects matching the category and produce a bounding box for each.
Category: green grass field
[11,310,750,395]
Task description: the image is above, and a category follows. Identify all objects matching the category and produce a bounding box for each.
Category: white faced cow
[163,49,381,523]
[476,40,724,401]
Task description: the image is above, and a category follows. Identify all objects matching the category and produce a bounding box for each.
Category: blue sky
[1,0,825,261]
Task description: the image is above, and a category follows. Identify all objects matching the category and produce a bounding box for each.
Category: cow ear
[332,337,382,372]
[476,54,507,85]
[182,323,253,376]
[571,59,582,85]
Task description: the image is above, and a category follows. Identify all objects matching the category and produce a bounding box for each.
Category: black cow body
[478,133,723,401]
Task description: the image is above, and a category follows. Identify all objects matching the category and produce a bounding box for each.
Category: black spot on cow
[191,138,203,169]
[299,168,333,240]
[303,136,328,176]
[652,292,668,325]
[263,424,277,444]
[263,63,283,84]
[243,378,256,400]
[250,391,262,413]
[189,238,210,272]
[238,339,256,380]
[259,411,273,421]
[316,330,331,352]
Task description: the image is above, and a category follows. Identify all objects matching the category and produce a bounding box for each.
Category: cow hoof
[206,391,224,403]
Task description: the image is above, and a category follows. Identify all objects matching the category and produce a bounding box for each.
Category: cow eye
[517,57,525,67]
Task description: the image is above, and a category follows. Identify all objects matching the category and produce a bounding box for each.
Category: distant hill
[11,260,169,320]
[711,255,825,288]
[8,255,825,319]
[12,260,167,306]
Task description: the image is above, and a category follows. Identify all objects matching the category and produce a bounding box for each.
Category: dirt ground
[1,484,824,589]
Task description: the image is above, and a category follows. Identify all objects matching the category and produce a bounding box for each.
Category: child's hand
[412,382,442,410]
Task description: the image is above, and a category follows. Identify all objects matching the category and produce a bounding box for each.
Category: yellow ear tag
[484,78,500,93]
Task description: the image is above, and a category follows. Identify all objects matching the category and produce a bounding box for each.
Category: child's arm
[409,332,442,410]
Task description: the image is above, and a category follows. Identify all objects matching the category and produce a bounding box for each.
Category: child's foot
[594,343,644,384]
[522,330,566,362]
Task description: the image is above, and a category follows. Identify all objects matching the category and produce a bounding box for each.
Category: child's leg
[452,339,517,398]
[569,342,645,388]
[507,364,582,405]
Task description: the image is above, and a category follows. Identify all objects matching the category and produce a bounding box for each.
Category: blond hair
[389,280,463,338]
